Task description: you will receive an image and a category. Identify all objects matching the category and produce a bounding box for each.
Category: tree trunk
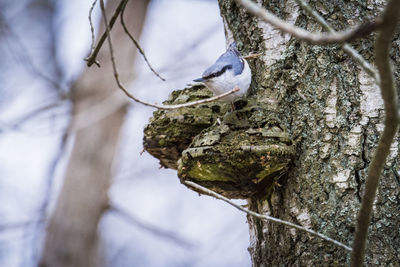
[39,0,149,266]
[217,0,400,265]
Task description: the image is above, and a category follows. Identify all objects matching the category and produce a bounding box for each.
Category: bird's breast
[204,60,251,102]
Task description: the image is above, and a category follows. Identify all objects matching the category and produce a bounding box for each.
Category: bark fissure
[354,126,369,201]
[392,166,400,185]
[217,0,400,265]
[141,0,400,265]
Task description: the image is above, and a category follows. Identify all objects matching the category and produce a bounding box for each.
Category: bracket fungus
[143,85,229,169]
[144,86,295,199]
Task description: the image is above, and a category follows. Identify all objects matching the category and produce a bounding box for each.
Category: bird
[193,42,252,105]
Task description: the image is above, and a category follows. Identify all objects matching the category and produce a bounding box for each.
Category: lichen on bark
[144,85,296,198]
[144,0,400,265]
[178,104,295,199]
[218,0,400,266]
[143,85,229,169]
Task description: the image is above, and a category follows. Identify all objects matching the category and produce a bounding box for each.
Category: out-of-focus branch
[110,205,194,248]
[184,181,352,252]
[350,1,400,265]
[234,0,380,45]
[294,0,380,84]
[0,220,45,231]
[0,11,68,93]
[0,101,65,132]
[40,0,150,265]
[99,0,240,110]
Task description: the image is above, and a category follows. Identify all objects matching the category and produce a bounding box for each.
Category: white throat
[204,59,252,103]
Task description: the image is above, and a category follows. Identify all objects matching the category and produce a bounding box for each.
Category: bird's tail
[193,77,205,82]
[228,41,237,50]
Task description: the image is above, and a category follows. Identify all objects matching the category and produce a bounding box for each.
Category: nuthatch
[194,42,252,104]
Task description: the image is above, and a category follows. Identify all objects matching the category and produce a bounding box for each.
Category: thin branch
[99,0,240,110]
[294,0,380,84]
[234,0,380,45]
[293,0,333,31]
[70,88,238,131]
[120,0,165,81]
[156,22,221,74]
[87,0,98,57]
[110,204,194,248]
[86,0,166,82]
[342,44,380,83]
[0,101,65,132]
[85,0,127,67]
[350,0,400,265]
[184,181,352,252]
[243,53,262,59]
[0,220,44,231]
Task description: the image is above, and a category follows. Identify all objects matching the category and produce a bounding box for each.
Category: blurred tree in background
[1,0,399,266]
[40,0,149,266]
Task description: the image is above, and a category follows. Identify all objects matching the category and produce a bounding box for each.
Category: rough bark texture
[144,85,296,199]
[39,1,149,266]
[217,0,400,265]
[145,0,400,265]
[144,85,230,169]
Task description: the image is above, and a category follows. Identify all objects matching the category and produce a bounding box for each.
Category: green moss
[144,85,296,199]
[188,163,234,182]
[143,85,229,169]
[178,109,295,199]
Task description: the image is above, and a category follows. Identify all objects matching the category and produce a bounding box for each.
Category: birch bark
[218,0,400,265]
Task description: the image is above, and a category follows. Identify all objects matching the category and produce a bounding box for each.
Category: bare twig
[243,53,262,59]
[184,181,352,252]
[294,0,380,84]
[350,1,400,265]
[293,0,333,31]
[86,0,166,82]
[120,0,165,81]
[342,44,380,83]
[87,0,98,57]
[99,0,240,110]
[85,0,127,67]
[156,23,221,75]
[235,0,380,45]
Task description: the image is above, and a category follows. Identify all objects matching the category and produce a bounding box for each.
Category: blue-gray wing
[201,48,244,80]
[201,62,233,80]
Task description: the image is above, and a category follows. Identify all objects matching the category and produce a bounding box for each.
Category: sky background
[0,0,251,266]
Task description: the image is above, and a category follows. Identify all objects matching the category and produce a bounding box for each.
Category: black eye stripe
[203,65,232,80]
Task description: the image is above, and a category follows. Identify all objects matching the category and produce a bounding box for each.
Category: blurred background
[0,0,251,266]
